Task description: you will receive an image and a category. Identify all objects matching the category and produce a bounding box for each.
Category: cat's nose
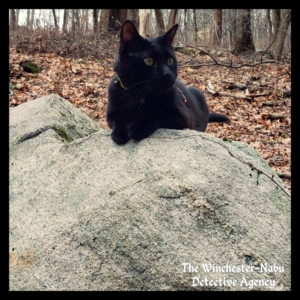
[161,66,172,79]
[162,70,172,80]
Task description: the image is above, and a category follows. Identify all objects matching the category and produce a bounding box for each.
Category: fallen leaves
[9,47,114,128]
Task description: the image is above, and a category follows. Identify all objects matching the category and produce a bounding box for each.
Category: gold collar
[116,78,186,104]
[117,77,128,90]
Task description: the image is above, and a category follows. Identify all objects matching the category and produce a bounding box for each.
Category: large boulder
[9,95,290,291]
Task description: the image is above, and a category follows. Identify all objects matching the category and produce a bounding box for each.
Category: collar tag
[177,87,187,104]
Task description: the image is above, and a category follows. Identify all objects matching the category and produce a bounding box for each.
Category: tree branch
[178,44,281,69]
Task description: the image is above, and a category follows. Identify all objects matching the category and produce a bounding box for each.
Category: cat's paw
[128,122,156,141]
[111,128,129,145]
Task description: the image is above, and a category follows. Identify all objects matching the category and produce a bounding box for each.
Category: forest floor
[9,38,291,191]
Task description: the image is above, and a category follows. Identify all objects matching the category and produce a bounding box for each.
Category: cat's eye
[167,58,174,66]
[144,57,154,66]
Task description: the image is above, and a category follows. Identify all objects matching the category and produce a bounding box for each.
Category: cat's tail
[208,113,229,123]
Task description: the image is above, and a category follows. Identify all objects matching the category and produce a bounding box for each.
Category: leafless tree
[154,9,165,35]
[183,9,188,30]
[10,9,16,31]
[139,9,150,37]
[74,9,80,32]
[272,9,281,36]
[119,9,127,26]
[271,9,291,60]
[266,9,272,39]
[30,9,35,30]
[193,9,198,43]
[79,9,89,32]
[93,9,99,35]
[71,9,76,34]
[63,9,68,33]
[100,9,109,30]
[167,9,177,30]
[212,9,222,46]
[16,9,20,27]
[235,9,255,53]
[52,9,58,31]
[108,9,126,31]
[127,9,139,28]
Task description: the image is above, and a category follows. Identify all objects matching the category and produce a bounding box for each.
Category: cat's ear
[120,20,141,47]
[163,24,178,45]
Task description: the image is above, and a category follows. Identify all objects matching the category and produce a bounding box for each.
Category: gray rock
[9,94,290,291]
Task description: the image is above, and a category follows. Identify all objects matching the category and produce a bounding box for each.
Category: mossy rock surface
[22,61,43,74]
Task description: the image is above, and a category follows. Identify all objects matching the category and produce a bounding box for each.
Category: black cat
[107,20,229,145]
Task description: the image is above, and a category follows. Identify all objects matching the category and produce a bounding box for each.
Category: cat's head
[114,20,179,95]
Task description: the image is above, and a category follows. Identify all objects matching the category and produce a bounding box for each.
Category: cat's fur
[107,20,229,145]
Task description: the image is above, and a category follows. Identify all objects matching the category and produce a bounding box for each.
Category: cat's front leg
[111,127,130,145]
[107,115,131,145]
[128,120,157,141]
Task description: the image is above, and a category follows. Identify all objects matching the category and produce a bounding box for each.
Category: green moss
[222,137,232,142]
[22,61,43,74]
[55,126,73,143]
[89,128,98,134]
[60,112,67,117]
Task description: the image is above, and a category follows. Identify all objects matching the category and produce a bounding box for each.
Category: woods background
[9,9,291,61]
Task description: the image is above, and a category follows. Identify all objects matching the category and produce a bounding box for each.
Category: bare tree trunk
[212,9,222,46]
[185,9,191,43]
[26,9,30,28]
[71,9,76,35]
[183,9,187,30]
[193,9,198,43]
[154,9,165,35]
[100,9,109,30]
[235,9,255,53]
[108,9,120,31]
[52,9,58,30]
[227,9,236,49]
[16,9,20,27]
[93,9,99,35]
[85,10,89,32]
[63,9,68,33]
[80,9,89,33]
[271,9,291,60]
[272,9,281,36]
[139,9,150,37]
[108,9,115,30]
[36,19,40,29]
[167,9,177,30]
[232,9,237,48]
[104,9,127,32]
[10,9,16,31]
[209,9,215,46]
[266,9,272,39]
[75,9,80,32]
[30,9,35,30]
[119,9,127,26]
[127,9,139,28]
